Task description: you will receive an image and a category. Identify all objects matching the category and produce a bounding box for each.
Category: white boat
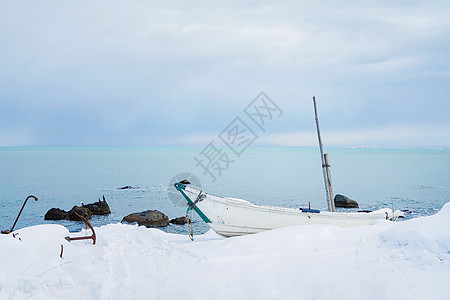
[174,183,401,237]
[174,97,402,238]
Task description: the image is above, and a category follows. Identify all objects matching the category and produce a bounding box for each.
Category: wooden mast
[313,96,335,212]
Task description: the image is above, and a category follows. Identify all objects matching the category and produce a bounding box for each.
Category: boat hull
[175,183,395,237]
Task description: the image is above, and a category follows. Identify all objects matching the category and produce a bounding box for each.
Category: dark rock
[179,179,190,185]
[122,210,169,228]
[67,206,92,221]
[44,208,68,220]
[83,196,111,215]
[169,216,188,225]
[119,186,136,189]
[334,194,359,208]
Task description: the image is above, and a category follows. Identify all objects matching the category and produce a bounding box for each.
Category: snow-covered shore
[1,203,450,300]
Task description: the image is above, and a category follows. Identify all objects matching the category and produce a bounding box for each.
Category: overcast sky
[1,1,449,148]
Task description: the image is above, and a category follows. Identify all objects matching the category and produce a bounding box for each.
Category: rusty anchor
[65,212,96,245]
[1,195,38,234]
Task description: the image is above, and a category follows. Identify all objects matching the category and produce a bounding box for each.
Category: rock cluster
[44,194,188,229]
[44,197,111,221]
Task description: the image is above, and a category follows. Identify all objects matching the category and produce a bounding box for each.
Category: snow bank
[1,203,450,299]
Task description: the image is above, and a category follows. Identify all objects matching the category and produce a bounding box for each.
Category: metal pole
[313,97,335,212]
[10,195,38,232]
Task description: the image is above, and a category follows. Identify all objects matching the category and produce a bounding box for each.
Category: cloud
[0,1,449,147]
[259,124,450,148]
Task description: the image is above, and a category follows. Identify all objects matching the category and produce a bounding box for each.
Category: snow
[1,203,450,300]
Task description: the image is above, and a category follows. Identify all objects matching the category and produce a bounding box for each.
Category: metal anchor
[65,212,96,245]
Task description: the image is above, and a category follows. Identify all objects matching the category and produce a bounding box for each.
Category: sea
[0,147,449,235]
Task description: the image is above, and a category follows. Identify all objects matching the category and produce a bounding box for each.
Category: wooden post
[323,153,335,212]
[313,97,335,212]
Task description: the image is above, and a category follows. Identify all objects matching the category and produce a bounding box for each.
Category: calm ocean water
[0,147,449,235]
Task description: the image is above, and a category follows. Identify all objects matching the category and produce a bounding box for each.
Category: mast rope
[186,206,194,241]
[186,191,206,241]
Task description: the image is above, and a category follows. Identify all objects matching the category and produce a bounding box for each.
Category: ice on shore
[1,203,450,299]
